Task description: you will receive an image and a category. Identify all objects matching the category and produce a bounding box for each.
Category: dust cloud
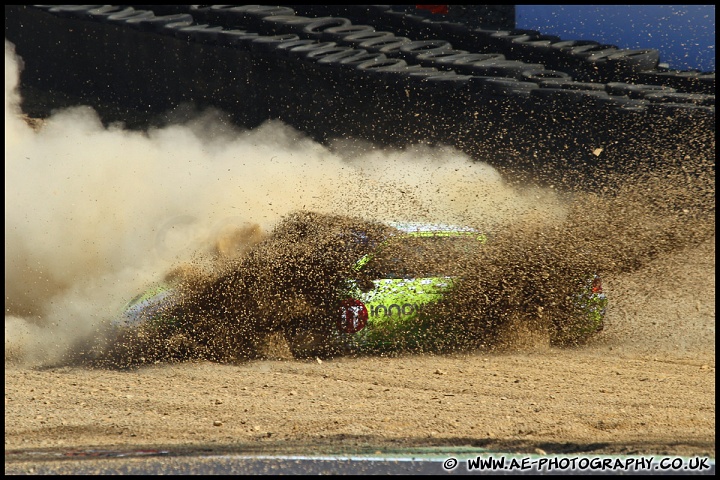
[5,40,566,366]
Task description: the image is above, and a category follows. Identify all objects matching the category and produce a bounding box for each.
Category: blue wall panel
[516,5,715,72]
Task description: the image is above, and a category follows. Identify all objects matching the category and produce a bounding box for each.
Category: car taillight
[338,299,368,334]
[591,275,603,294]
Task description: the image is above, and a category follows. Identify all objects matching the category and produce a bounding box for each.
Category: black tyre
[421,73,473,90]
[321,25,376,42]
[569,44,620,60]
[46,5,103,19]
[551,40,603,52]
[521,69,573,83]
[250,34,302,54]
[358,35,412,54]
[286,42,339,60]
[341,30,395,47]
[86,5,130,20]
[171,25,224,44]
[229,5,296,32]
[414,49,469,67]
[302,17,353,38]
[304,46,358,63]
[447,53,506,74]
[261,15,316,35]
[316,48,371,66]
[605,82,677,99]
[125,13,195,33]
[457,60,546,79]
[355,58,409,75]
[273,39,319,56]
[377,38,416,57]
[603,49,660,74]
[105,9,155,25]
[336,52,388,70]
[396,39,453,62]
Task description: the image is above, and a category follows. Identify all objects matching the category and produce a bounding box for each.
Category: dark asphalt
[5,453,715,475]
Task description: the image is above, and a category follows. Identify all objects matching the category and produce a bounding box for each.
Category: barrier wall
[4,5,715,184]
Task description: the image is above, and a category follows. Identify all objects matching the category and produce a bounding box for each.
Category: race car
[333,222,491,353]
[115,217,608,360]
[304,222,607,355]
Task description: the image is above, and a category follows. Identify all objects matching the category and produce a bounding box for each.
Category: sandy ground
[5,237,715,463]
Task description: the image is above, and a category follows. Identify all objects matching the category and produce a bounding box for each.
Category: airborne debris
[90,139,714,367]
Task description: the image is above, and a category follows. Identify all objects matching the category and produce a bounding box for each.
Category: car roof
[385,221,479,236]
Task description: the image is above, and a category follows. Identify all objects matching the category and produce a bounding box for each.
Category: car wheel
[283,327,340,359]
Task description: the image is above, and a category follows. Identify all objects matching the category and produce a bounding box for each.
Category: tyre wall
[4,5,715,183]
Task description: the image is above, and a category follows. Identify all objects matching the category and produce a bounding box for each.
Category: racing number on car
[338,299,368,334]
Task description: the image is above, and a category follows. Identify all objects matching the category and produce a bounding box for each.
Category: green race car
[322,222,605,354]
[116,220,607,359]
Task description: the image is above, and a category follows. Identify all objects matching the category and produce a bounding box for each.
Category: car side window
[361,234,482,279]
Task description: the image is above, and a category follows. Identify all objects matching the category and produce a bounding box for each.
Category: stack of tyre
[4,5,714,178]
